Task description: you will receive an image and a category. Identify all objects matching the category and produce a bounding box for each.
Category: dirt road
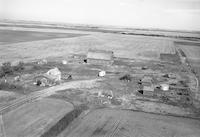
[0,78,101,114]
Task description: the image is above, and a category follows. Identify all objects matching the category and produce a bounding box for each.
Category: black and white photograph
[0,0,200,137]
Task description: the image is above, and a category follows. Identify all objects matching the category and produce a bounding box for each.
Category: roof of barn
[87,49,114,60]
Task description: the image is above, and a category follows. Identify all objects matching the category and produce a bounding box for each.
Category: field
[0,26,176,64]
[0,29,87,45]
[175,41,200,92]
[0,90,21,107]
[59,108,200,137]
[176,42,200,60]
[2,98,73,137]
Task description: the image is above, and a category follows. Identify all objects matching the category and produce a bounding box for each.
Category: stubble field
[3,98,73,137]
[59,108,200,137]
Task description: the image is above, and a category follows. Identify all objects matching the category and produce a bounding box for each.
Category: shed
[87,49,114,65]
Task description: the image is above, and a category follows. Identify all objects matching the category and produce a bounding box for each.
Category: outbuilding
[142,86,154,96]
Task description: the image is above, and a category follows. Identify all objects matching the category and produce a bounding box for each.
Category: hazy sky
[0,0,200,31]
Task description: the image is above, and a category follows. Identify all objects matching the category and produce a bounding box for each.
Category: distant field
[60,108,200,137]
[175,41,200,47]
[0,27,176,63]
[1,21,200,40]
[3,98,73,137]
[0,29,87,45]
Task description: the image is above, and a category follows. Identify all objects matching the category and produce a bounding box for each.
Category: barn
[142,86,154,96]
[86,49,114,65]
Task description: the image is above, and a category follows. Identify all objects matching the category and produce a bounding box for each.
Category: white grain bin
[160,84,169,91]
[62,60,68,65]
[98,71,106,77]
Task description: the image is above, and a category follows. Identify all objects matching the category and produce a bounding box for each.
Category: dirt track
[0,78,100,114]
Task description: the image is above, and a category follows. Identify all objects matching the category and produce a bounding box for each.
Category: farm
[0,23,200,137]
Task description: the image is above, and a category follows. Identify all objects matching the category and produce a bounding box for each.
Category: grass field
[60,108,200,137]
[3,98,73,137]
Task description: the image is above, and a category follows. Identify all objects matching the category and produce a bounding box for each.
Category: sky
[0,0,200,31]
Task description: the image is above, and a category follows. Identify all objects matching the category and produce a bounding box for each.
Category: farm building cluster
[136,75,192,106]
[0,48,198,113]
[64,49,196,107]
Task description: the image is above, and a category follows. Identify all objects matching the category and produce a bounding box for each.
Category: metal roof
[143,86,154,92]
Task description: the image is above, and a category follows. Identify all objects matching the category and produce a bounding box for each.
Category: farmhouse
[86,49,114,65]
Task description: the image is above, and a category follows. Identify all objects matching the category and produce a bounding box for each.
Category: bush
[119,74,132,82]
[1,62,13,76]
[0,81,24,91]
[0,61,25,78]
[0,69,5,77]
[13,61,25,72]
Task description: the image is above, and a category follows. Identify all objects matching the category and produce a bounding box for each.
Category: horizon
[1,18,200,33]
[0,0,200,31]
